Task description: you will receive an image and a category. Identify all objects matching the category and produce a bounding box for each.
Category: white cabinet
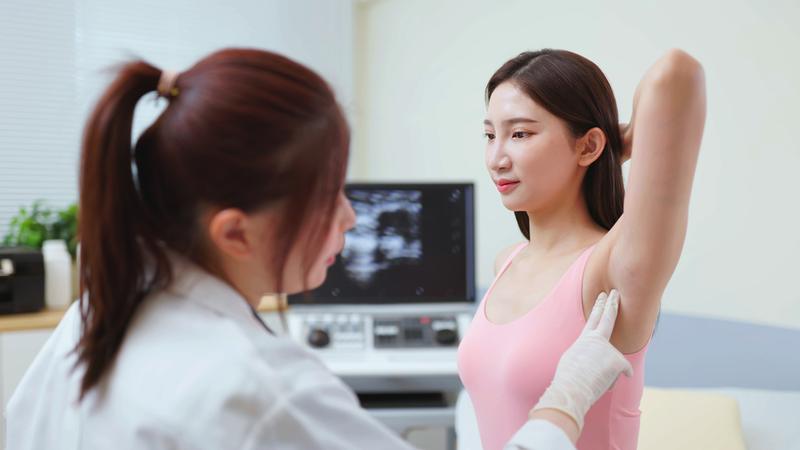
[0,329,53,449]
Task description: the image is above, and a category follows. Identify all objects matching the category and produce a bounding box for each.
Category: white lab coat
[6,255,575,450]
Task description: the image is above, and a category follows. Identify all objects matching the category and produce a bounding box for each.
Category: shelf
[0,307,69,333]
[0,295,285,333]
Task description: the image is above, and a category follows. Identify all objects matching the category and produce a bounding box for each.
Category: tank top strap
[497,242,528,276]
[478,242,529,314]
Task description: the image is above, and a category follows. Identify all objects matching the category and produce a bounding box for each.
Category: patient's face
[484,82,580,214]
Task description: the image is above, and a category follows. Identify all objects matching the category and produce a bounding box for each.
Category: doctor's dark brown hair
[486,49,625,238]
[76,48,349,399]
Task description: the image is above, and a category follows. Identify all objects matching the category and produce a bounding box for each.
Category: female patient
[458,49,706,450]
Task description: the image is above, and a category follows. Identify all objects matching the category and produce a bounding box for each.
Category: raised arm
[606,49,707,350]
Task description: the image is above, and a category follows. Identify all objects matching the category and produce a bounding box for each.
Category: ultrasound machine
[285,182,476,445]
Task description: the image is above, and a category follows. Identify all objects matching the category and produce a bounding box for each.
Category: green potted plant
[3,200,79,300]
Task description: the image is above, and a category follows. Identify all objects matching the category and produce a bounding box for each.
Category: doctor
[7,48,631,450]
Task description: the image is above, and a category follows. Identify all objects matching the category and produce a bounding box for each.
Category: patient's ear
[577,127,606,167]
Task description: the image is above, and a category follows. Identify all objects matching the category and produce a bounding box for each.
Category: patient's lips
[495,178,520,194]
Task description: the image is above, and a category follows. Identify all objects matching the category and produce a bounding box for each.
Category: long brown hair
[486,49,624,239]
[77,48,349,398]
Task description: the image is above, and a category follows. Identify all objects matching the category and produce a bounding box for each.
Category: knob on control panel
[307,328,331,348]
[435,328,458,345]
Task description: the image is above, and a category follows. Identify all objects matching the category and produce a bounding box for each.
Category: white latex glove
[531,290,633,432]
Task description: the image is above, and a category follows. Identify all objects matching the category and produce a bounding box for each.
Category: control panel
[292,312,463,351]
[373,316,459,348]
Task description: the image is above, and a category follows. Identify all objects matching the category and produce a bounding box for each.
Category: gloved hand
[530,290,633,432]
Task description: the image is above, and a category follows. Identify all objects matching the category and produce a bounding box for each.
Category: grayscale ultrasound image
[342,190,423,287]
[289,184,472,304]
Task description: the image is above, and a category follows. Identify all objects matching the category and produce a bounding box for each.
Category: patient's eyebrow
[483,118,539,126]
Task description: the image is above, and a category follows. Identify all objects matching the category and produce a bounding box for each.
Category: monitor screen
[289,183,475,305]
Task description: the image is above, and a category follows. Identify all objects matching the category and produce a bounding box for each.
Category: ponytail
[76,61,169,399]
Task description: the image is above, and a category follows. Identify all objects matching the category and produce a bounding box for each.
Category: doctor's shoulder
[162,332,357,448]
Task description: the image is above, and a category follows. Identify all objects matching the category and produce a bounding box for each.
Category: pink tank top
[458,243,648,450]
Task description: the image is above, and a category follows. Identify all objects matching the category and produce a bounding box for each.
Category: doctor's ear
[207,208,268,261]
[576,127,606,167]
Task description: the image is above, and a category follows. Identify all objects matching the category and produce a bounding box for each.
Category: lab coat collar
[162,253,262,331]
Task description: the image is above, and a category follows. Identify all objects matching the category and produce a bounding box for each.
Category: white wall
[0,0,355,239]
[353,0,800,329]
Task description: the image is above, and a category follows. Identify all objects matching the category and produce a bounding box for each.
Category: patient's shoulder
[494,241,526,275]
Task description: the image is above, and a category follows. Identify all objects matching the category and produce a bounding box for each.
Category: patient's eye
[484,132,495,141]
[512,131,531,139]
